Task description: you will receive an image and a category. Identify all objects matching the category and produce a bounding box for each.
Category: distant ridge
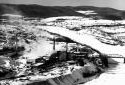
[0,4,125,20]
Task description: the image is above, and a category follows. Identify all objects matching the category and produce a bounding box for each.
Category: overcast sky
[0,0,125,10]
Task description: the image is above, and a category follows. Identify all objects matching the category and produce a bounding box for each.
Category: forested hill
[0,4,125,20]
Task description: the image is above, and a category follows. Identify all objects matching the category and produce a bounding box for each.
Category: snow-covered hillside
[76,10,97,15]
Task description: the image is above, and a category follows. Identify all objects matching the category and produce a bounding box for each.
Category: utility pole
[66,42,68,60]
[77,43,79,52]
[124,58,125,63]
[14,30,18,58]
[66,42,68,52]
[53,37,56,51]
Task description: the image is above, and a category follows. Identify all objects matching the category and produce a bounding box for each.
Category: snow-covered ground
[82,63,125,85]
[41,16,125,27]
[2,14,23,18]
[76,10,97,15]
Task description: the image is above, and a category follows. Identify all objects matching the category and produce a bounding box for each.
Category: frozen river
[82,63,125,85]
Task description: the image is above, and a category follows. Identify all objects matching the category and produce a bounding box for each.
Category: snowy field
[82,63,125,85]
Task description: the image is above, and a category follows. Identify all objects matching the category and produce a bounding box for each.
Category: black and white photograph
[0,0,125,85]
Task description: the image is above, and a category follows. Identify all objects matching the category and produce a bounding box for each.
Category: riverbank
[80,63,125,85]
